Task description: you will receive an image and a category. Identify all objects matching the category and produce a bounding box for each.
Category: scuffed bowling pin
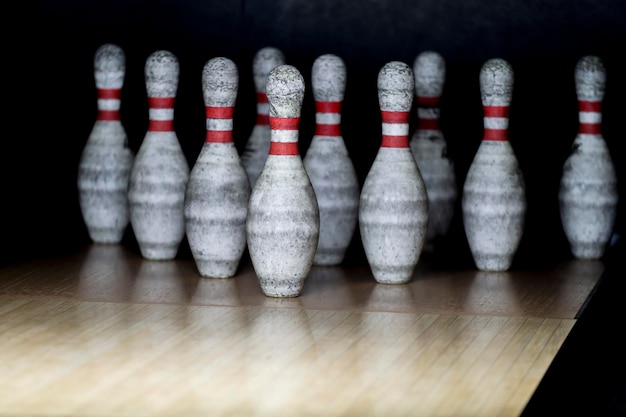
[246,65,320,297]
[462,58,526,271]
[128,50,189,260]
[78,43,134,244]
[359,61,429,284]
[303,54,359,266]
[241,47,286,188]
[184,57,251,278]
[409,51,457,249]
[559,55,618,260]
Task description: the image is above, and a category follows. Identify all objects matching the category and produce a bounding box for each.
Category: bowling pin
[241,47,286,189]
[409,51,457,250]
[462,58,526,272]
[128,50,189,260]
[184,57,251,278]
[246,64,320,297]
[78,43,134,244]
[559,55,618,260]
[303,54,359,266]
[359,61,429,284]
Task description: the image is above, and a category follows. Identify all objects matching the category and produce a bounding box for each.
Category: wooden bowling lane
[0,244,604,416]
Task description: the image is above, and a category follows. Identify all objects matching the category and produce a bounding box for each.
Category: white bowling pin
[359,61,429,284]
[303,54,359,266]
[246,64,320,298]
[462,58,526,272]
[409,51,457,249]
[559,55,618,260]
[78,43,134,244]
[241,47,286,189]
[128,50,190,260]
[184,57,251,278]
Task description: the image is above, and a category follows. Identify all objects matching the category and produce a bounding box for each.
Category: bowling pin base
[194,260,239,279]
[471,253,514,272]
[257,277,306,298]
[137,243,179,261]
[371,267,415,285]
[569,243,606,260]
[313,250,346,266]
[87,228,125,245]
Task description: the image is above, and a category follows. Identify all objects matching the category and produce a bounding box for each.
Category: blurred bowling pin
[246,64,320,297]
[409,51,457,249]
[559,55,618,260]
[184,57,251,278]
[241,47,286,189]
[78,43,134,244]
[128,50,189,260]
[303,54,359,266]
[359,61,429,284]
[462,58,526,272]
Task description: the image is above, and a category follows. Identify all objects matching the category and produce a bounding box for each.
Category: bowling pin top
[575,55,605,102]
[480,58,513,107]
[253,47,286,94]
[266,64,305,120]
[202,57,238,107]
[312,54,346,102]
[145,50,179,97]
[94,43,125,90]
[413,51,445,98]
[378,61,414,112]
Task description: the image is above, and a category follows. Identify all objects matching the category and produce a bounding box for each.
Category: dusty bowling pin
[184,57,251,278]
[559,55,618,260]
[303,54,359,266]
[246,64,320,297]
[128,50,189,260]
[409,51,457,249]
[241,47,286,189]
[78,43,134,244]
[359,61,429,284]
[462,58,526,271]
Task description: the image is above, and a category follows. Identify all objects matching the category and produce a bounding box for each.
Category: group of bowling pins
[77,43,618,297]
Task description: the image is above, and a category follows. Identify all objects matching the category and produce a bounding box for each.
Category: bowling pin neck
[145,51,178,133]
[96,88,121,122]
[482,105,509,141]
[479,58,513,142]
[416,96,440,131]
[253,47,285,126]
[202,57,238,144]
[577,100,602,135]
[256,93,270,126]
[378,61,413,148]
[269,116,300,155]
[314,101,342,137]
[266,64,305,156]
[147,97,175,132]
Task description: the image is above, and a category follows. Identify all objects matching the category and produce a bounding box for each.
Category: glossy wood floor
[0,244,604,417]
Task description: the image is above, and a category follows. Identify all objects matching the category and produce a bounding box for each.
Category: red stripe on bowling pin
[381,110,410,148]
[96,88,121,121]
[256,92,269,125]
[315,101,341,136]
[205,106,234,143]
[148,97,175,132]
[578,100,602,135]
[269,116,300,155]
[482,105,509,141]
[417,95,440,131]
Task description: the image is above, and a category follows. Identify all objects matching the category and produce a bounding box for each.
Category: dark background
[5,1,626,414]
[5,1,626,268]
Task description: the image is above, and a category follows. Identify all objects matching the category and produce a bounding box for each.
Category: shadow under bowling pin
[241,47,286,189]
[246,65,320,298]
[409,51,457,250]
[128,50,190,260]
[78,43,134,244]
[559,55,618,260]
[303,54,360,266]
[184,57,251,278]
[462,58,526,272]
[359,61,429,284]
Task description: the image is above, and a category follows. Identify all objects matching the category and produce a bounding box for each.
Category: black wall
[5,0,626,267]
